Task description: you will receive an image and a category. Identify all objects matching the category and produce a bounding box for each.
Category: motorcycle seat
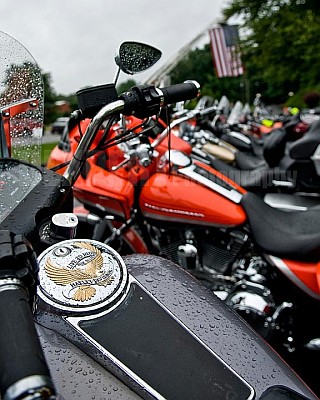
[235,150,267,170]
[289,118,320,159]
[208,157,294,192]
[241,191,320,261]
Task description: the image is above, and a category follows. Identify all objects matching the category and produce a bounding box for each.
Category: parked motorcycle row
[1,30,320,399]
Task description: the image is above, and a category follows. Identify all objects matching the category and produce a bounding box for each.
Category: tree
[168,1,320,107]
[222,0,320,105]
[43,72,78,125]
[1,62,42,106]
[42,72,58,125]
[169,44,247,104]
[116,79,138,95]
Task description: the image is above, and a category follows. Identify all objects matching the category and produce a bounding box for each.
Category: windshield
[217,95,230,115]
[227,101,243,125]
[0,31,43,165]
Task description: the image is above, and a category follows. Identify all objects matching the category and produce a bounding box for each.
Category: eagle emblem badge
[37,239,128,312]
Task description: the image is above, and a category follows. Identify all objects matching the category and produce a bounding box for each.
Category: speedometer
[0,160,42,223]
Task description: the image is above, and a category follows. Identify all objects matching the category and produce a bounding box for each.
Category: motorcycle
[2,30,318,400]
[128,96,320,197]
[45,40,320,396]
[207,110,320,197]
[164,99,320,199]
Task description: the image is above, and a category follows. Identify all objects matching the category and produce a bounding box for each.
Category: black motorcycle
[0,30,318,400]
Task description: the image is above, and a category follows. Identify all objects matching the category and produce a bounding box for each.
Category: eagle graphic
[45,242,114,302]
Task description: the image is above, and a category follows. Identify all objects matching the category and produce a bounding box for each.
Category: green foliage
[170,44,247,103]
[43,72,78,126]
[169,0,320,106]
[42,72,58,126]
[41,1,320,112]
[222,0,320,104]
[116,79,138,95]
[41,141,59,166]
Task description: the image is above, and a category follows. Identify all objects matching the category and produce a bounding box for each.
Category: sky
[1,0,226,95]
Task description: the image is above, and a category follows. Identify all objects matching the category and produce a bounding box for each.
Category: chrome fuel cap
[37,239,128,314]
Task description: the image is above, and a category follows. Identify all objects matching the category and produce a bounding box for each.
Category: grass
[8,137,58,166]
[41,141,58,165]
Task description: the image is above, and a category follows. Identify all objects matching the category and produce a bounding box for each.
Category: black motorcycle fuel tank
[35,240,317,400]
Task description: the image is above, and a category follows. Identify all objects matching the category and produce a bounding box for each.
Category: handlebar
[159,81,200,105]
[0,231,55,400]
[63,81,200,186]
[120,81,200,119]
[151,103,218,149]
[151,111,195,148]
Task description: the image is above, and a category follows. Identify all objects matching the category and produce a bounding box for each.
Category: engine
[147,223,294,346]
[147,225,246,274]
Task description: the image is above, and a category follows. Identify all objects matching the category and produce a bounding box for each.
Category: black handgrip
[120,81,200,119]
[159,81,200,105]
[0,231,55,399]
[0,285,54,399]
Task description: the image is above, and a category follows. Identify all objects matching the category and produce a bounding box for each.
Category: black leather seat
[241,191,320,261]
[208,157,294,192]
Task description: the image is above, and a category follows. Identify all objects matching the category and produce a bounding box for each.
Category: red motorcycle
[48,83,320,395]
[3,31,320,400]
[47,52,320,400]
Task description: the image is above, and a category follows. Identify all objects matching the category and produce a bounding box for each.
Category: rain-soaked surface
[0,30,43,165]
[118,41,161,75]
[1,30,318,400]
[124,254,318,400]
[37,324,142,400]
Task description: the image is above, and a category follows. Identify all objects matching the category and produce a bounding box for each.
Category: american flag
[209,25,244,78]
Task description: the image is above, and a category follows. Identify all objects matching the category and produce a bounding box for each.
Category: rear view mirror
[115,41,162,75]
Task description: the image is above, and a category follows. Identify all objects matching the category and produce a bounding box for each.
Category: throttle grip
[0,286,54,399]
[159,80,200,105]
[0,231,55,400]
[120,81,200,119]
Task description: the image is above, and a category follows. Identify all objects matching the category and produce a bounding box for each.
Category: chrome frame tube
[63,100,125,186]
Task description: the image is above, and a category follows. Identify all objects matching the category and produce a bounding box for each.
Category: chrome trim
[228,131,251,144]
[268,255,320,300]
[305,338,320,351]
[4,375,54,400]
[178,164,243,204]
[64,100,125,185]
[155,88,165,106]
[164,149,192,167]
[141,209,237,227]
[143,202,204,218]
[311,143,320,176]
[271,180,294,188]
[66,276,255,400]
[66,278,165,399]
[0,278,27,296]
[264,198,307,211]
[185,79,201,92]
[151,110,196,148]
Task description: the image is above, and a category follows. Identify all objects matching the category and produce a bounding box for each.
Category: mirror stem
[114,67,121,86]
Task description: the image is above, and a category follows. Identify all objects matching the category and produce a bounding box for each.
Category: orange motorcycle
[47,46,320,398]
[3,31,320,400]
[49,82,320,393]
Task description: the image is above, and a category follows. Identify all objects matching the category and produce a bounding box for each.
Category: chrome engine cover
[225,280,276,339]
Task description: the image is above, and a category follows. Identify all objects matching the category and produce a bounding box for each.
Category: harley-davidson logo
[45,241,115,302]
[144,202,204,218]
[38,239,128,312]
